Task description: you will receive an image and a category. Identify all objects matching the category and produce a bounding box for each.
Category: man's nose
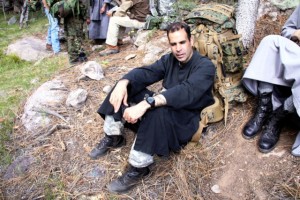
[176,44,181,51]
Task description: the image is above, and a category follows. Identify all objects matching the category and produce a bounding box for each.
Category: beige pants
[106,15,145,46]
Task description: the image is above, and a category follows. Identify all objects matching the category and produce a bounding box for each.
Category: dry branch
[32,107,68,123]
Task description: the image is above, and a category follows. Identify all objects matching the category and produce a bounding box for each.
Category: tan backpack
[185,3,248,142]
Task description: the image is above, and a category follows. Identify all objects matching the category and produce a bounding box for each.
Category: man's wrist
[142,100,152,110]
[145,95,155,108]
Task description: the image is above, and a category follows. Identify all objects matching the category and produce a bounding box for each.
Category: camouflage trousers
[64,16,85,62]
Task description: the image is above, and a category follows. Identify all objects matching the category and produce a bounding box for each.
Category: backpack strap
[191,113,208,142]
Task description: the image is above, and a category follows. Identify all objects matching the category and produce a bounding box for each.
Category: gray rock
[66,88,88,109]
[21,79,67,133]
[3,155,35,180]
[142,34,170,65]
[134,30,151,47]
[7,16,17,25]
[211,184,221,194]
[0,90,7,98]
[85,166,105,178]
[80,61,104,81]
[158,0,177,16]
[103,85,112,94]
[6,37,51,61]
[91,45,105,51]
[270,0,300,10]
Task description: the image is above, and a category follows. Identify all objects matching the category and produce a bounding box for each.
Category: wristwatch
[145,96,155,108]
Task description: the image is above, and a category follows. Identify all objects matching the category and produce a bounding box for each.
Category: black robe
[98,50,215,156]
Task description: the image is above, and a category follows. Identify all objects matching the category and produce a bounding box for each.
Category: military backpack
[50,0,87,18]
[184,3,248,142]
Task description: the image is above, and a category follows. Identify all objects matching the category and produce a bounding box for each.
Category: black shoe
[89,135,125,159]
[70,53,87,64]
[258,106,287,153]
[243,92,272,139]
[107,165,150,193]
[78,52,87,62]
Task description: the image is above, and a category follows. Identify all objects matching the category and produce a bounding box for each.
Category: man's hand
[100,4,106,14]
[123,101,150,124]
[86,18,91,25]
[292,29,300,40]
[109,79,129,113]
[106,10,113,17]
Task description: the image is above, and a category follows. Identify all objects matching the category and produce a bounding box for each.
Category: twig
[43,124,70,138]
[34,124,70,141]
[58,134,67,151]
[32,107,68,123]
[50,87,69,91]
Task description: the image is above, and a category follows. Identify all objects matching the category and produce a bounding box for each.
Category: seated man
[99,0,151,56]
[242,5,300,154]
[89,22,216,193]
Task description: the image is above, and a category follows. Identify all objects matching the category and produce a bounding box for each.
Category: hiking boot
[46,44,52,51]
[243,92,272,139]
[99,45,119,56]
[258,106,287,153]
[70,52,88,64]
[89,134,125,159]
[107,165,150,193]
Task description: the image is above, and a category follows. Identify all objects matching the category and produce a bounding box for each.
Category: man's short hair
[166,22,191,41]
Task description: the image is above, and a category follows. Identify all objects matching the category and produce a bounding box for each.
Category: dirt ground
[1,15,300,200]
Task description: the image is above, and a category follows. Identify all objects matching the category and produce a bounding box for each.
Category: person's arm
[112,0,133,17]
[100,3,106,13]
[42,0,49,9]
[281,5,300,38]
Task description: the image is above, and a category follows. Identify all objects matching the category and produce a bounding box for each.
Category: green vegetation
[0,11,67,166]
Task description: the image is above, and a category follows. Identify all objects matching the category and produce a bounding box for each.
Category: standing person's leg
[45,9,60,53]
[65,16,87,64]
[45,8,52,50]
[49,15,60,53]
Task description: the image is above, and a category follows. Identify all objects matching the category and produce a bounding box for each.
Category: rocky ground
[1,13,300,200]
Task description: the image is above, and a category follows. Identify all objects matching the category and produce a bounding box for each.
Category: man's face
[168,28,194,63]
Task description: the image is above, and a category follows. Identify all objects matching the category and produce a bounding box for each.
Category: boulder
[6,36,51,61]
[21,79,67,133]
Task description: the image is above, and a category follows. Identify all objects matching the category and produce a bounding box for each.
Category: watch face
[147,96,155,107]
